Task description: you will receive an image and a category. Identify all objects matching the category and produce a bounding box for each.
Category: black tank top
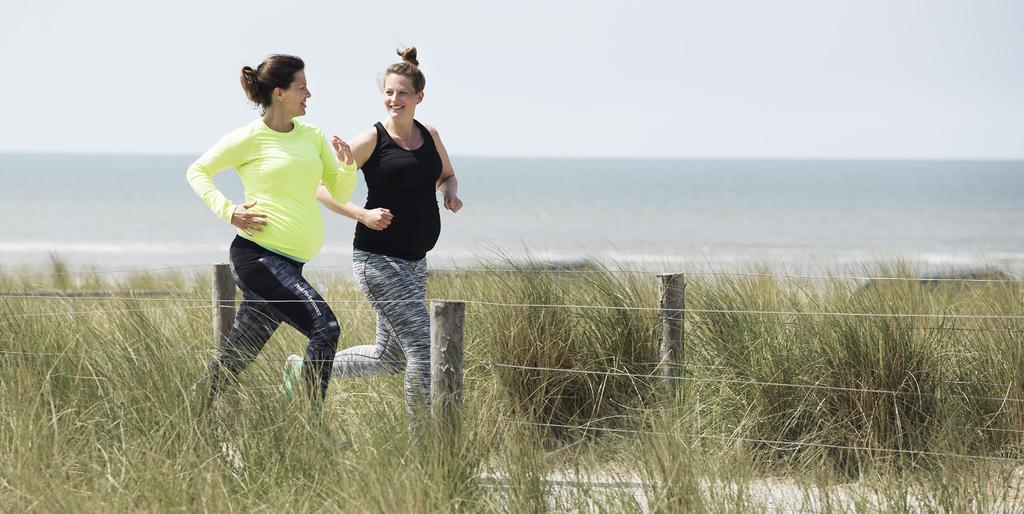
[353,120,443,260]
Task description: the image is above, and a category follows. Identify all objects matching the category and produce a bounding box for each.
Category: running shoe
[280,354,303,400]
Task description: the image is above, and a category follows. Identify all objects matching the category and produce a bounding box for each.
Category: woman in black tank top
[293,47,462,428]
[315,46,461,247]
[352,119,444,260]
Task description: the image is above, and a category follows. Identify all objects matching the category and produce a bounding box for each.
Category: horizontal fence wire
[13,346,1008,405]
[466,305,1021,334]
[0,293,422,305]
[4,295,1021,333]
[0,293,198,301]
[0,290,179,298]
[6,341,1018,403]
[476,356,1024,421]
[0,349,215,359]
[3,294,1022,323]
[2,304,214,318]
[7,262,1021,284]
[481,362,1024,405]
[974,426,1024,435]
[310,265,1024,284]
[508,420,1023,463]
[5,344,1024,436]
[6,345,1023,437]
[0,349,407,367]
[688,271,1024,285]
[685,316,1024,334]
[669,363,1018,390]
[447,298,1024,321]
[5,266,1023,428]
[4,264,208,278]
[0,304,379,319]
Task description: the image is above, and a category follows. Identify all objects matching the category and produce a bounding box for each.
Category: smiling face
[382,73,422,120]
[276,70,311,117]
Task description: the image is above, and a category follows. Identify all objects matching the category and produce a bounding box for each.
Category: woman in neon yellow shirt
[186,54,357,406]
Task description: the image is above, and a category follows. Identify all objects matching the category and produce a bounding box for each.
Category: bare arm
[317,128,393,230]
[316,187,365,220]
[424,123,462,213]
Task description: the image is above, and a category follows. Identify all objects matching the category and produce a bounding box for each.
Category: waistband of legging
[231,235,305,266]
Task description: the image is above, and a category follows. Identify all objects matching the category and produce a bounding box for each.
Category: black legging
[207,236,340,404]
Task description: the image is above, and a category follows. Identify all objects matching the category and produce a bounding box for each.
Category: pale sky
[1,0,1022,159]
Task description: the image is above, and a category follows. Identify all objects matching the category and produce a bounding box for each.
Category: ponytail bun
[240,66,261,105]
[397,47,419,67]
[237,55,305,113]
[380,46,426,93]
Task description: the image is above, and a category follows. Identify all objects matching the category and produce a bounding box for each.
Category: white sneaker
[280,354,303,400]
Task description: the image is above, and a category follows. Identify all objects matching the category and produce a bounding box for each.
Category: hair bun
[241,66,259,83]
[239,66,261,104]
[381,46,426,93]
[397,47,419,67]
[239,55,304,112]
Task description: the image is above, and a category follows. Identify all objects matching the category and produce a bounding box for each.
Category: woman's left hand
[332,135,354,165]
[444,193,462,213]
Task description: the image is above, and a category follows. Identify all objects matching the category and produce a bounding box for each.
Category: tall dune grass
[1,256,1021,511]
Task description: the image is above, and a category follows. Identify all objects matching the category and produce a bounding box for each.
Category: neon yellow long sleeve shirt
[186,119,357,262]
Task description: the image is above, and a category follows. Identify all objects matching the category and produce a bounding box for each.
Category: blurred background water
[2,154,1022,273]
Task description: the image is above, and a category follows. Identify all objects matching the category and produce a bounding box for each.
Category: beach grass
[1,257,1022,512]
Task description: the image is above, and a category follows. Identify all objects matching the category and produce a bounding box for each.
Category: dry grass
[1,256,1022,512]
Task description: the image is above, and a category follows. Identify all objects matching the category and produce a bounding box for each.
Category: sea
[1,154,1022,275]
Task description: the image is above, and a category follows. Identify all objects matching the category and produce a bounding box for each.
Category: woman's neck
[383,117,415,140]
[262,107,294,133]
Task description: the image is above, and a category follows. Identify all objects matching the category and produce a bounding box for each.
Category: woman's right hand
[231,200,268,236]
[332,135,354,166]
[359,207,393,231]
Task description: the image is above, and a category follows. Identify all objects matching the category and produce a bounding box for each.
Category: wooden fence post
[212,263,236,347]
[658,273,686,396]
[430,301,465,433]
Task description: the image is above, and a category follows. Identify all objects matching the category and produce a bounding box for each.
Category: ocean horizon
[2,153,1022,275]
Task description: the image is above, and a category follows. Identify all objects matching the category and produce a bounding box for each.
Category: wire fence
[2,264,209,278]
[314,265,1024,284]
[3,288,1021,389]
[2,304,214,318]
[5,293,1022,324]
[0,349,407,367]
[5,262,1023,284]
[4,263,1023,463]
[481,362,1024,404]
[450,298,1024,320]
[0,290,179,298]
[507,420,1023,464]
[0,303,379,318]
[6,341,1019,408]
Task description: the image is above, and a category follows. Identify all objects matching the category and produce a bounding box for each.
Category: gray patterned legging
[333,249,431,415]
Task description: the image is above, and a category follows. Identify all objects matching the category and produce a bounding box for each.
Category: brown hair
[240,55,305,112]
[379,47,426,93]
